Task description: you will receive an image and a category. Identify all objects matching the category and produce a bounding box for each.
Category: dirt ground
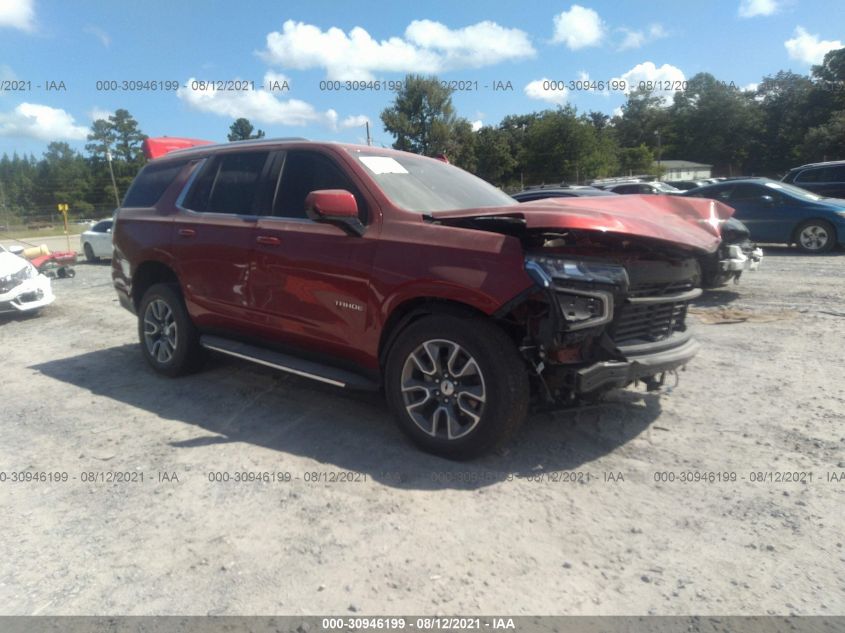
[1,247,843,616]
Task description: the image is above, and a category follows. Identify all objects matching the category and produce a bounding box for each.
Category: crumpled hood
[435,195,735,253]
[0,250,30,276]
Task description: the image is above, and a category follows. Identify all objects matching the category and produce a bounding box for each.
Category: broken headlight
[525,256,628,331]
[0,264,35,294]
[524,256,628,287]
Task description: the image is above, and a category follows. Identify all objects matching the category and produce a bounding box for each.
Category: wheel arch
[378,298,491,370]
[131,260,179,310]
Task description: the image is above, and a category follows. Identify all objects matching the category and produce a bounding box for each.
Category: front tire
[795,220,836,253]
[385,315,529,459]
[83,242,98,262]
[138,283,205,377]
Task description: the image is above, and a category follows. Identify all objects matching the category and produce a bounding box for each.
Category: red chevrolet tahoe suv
[113,137,730,458]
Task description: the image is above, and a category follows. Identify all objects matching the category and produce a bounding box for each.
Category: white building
[659,160,713,181]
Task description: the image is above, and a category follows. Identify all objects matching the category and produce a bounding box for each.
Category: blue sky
[0,0,843,157]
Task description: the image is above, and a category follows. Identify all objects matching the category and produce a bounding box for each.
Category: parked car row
[520,159,845,255]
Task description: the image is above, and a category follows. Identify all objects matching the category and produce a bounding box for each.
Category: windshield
[347,149,517,213]
[654,182,681,192]
[763,180,823,201]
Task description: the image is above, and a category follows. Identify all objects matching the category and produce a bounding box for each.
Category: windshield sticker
[359,156,409,175]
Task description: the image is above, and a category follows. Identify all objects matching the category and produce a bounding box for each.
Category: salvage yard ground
[1,248,844,615]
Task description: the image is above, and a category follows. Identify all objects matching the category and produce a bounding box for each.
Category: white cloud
[260,19,535,81]
[84,25,111,47]
[340,114,370,129]
[613,61,686,105]
[524,78,569,106]
[742,82,759,92]
[738,0,780,18]
[552,5,605,50]
[471,120,483,131]
[785,26,843,65]
[0,0,35,32]
[89,108,111,121]
[0,103,88,140]
[618,24,667,50]
[177,74,341,129]
[612,106,624,118]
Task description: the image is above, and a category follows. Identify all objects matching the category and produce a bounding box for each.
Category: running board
[200,335,378,391]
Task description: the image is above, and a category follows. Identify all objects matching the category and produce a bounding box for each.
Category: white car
[80,219,113,261]
[0,245,55,315]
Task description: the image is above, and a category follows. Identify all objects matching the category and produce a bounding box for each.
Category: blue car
[684,178,845,253]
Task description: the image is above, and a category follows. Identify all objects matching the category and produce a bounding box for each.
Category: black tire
[137,283,205,377]
[385,315,529,459]
[83,242,98,262]
[795,220,836,253]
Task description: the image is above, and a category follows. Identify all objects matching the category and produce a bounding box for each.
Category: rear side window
[123,160,188,207]
[184,151,270,215]
[796,168,823,183]
[797,166,845,183]
[273,151,367,220]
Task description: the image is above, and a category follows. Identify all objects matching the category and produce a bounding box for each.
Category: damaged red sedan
[113,138,733,458]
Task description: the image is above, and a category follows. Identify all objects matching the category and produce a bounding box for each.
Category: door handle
[178,228,196,238]
[256,235,281,246]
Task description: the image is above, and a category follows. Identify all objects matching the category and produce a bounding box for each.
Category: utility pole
[365,121,372,146]
[0,178,8,231]
[654,129,662,178]
[106,147,120,208]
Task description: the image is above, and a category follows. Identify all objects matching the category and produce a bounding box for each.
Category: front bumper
[0,274,55,314]
[720,244,763,273]
[575,333,699,393]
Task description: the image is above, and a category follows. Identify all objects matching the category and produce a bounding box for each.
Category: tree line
[1,48,842,226]
[381,48,844,188]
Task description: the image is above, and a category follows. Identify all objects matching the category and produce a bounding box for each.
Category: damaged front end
[703,217,764,288]
[433,195,737,408]
[498,231,702,406]
[0,249,55,315]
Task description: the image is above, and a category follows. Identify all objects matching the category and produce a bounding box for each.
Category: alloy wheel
[400,339,487,440]
[143,298,178,364]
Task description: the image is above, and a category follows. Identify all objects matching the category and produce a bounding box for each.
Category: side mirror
[760,195,775,206]
[305,190,364,236]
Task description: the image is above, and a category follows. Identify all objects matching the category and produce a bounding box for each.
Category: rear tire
[138,283,205,377]
[385,315,529,459]
[795,220,836,253]
[83,242,98,262]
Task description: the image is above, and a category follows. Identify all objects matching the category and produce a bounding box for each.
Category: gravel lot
[1,248,844,616]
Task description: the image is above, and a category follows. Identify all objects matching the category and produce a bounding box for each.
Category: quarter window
[123,160,188,207]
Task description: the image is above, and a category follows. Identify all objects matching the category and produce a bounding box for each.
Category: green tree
[614,89,670,151]
[802,110,845,162]
[109,109,147,163]
[618,144,654,175]
[669,73,761,175]
[85,118,115,160]
[445,118,477,171]
[228,118,266,141]
[474,127,517,185]
[522,107,613,184]
[381,74,458,156]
